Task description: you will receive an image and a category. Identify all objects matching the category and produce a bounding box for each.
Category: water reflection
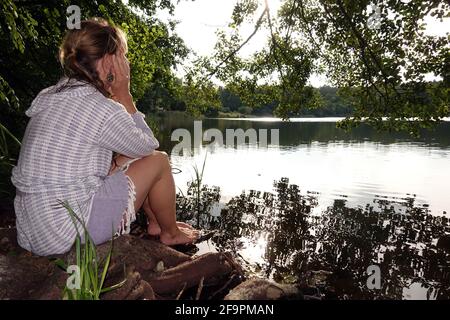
[156,115,450,152]
[159,116,450,215]
[180,178,450,300]
[161,114,450,299]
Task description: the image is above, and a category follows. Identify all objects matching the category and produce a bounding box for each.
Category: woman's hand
[109,53,130,99]
[108,53,137,114]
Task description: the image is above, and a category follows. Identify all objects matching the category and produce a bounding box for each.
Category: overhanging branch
[203,5,268,81]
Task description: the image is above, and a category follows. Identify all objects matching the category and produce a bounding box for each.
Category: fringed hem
[116,175,137,236]
[114,157,141,236]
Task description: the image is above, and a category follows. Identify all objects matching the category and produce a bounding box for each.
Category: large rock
[224,278,303,300]
[0,227,238,300]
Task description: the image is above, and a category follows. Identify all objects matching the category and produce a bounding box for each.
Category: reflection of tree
[158,118,450,153]
[214,190,271,251]
[203,178,450,300]
[176,184,221,229]
[265,179,316,277]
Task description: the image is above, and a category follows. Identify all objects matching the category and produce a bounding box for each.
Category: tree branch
[203,5,268,81]
[334,0,400,100]
[265,0,285,83]
[321,1,388,105]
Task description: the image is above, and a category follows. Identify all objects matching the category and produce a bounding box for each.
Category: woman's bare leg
[142,196,194,236]
[142,198,160,235]
[111,152,199,245]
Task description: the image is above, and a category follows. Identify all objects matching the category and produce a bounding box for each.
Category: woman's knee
[146,150,169,166]
[152,150,168,160]
[118,151,170,182]
[124,151,170,205]
[139,151,170,176]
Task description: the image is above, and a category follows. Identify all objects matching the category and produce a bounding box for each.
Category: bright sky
[157,0,330,86]
[156,0,449,87]
[159,0,282,56]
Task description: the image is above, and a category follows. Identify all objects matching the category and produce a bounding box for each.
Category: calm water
[158,115,450,216]
[155,114,450,299]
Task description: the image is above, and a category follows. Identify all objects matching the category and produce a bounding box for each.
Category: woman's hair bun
[58,18,127,96]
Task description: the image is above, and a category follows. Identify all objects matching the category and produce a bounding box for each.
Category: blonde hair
[59,18,127,96]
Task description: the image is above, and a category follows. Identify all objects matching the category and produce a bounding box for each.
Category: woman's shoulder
[88,92,127,116]
[26,78,127,119]
[56,78,127,114]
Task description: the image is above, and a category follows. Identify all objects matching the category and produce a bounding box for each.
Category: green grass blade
[52,258,68,271]
[57,201,125,300]
[0,122,21,147]
[100,278,127,294]
[99,241,113,291]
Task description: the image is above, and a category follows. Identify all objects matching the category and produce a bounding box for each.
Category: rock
[0,248,60,299]
[102,265,155,300]
[64,234,192,274]
[1,237,9,247]
[224,278,303,300]
[0,228,240,300]
[0,228,18,255]
[154,260,165,272]
[148,252,234,296]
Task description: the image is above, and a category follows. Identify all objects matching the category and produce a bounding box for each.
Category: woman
[11,18,199,256]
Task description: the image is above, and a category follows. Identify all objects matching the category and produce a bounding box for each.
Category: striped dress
[10,78,159,256]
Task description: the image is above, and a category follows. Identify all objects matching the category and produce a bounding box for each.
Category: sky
[158,0,282,57]
[156,0,450,87]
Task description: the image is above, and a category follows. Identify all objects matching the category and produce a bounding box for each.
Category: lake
[155,113,450,300]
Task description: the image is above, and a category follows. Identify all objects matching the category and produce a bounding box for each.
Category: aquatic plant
[176,153,221,229]
[53,201,126,300]
[0,122,21,200]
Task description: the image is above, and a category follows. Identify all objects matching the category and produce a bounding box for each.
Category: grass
[0,122,21,199]
[192,153,207,228]
[0,122,21,154]
[176,152,222,229]
[53,200,126,300]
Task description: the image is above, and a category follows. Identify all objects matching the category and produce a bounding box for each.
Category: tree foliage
[0,0,190,201]
[191,0,449,134]
[0,0,189,137]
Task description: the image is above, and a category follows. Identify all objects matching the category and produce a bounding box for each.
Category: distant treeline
[138,85,353,118]
[241,86,354,118]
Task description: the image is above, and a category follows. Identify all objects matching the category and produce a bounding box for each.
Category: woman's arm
[97,51,159,157]
[97,105,159,158]
[114,91,137,114]
[114,92,152,135]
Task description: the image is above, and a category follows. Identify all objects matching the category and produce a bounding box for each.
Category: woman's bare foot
[160,227,200,246]
[148,221,195,236]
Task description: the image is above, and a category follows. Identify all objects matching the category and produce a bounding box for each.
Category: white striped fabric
[11,78,159,256]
